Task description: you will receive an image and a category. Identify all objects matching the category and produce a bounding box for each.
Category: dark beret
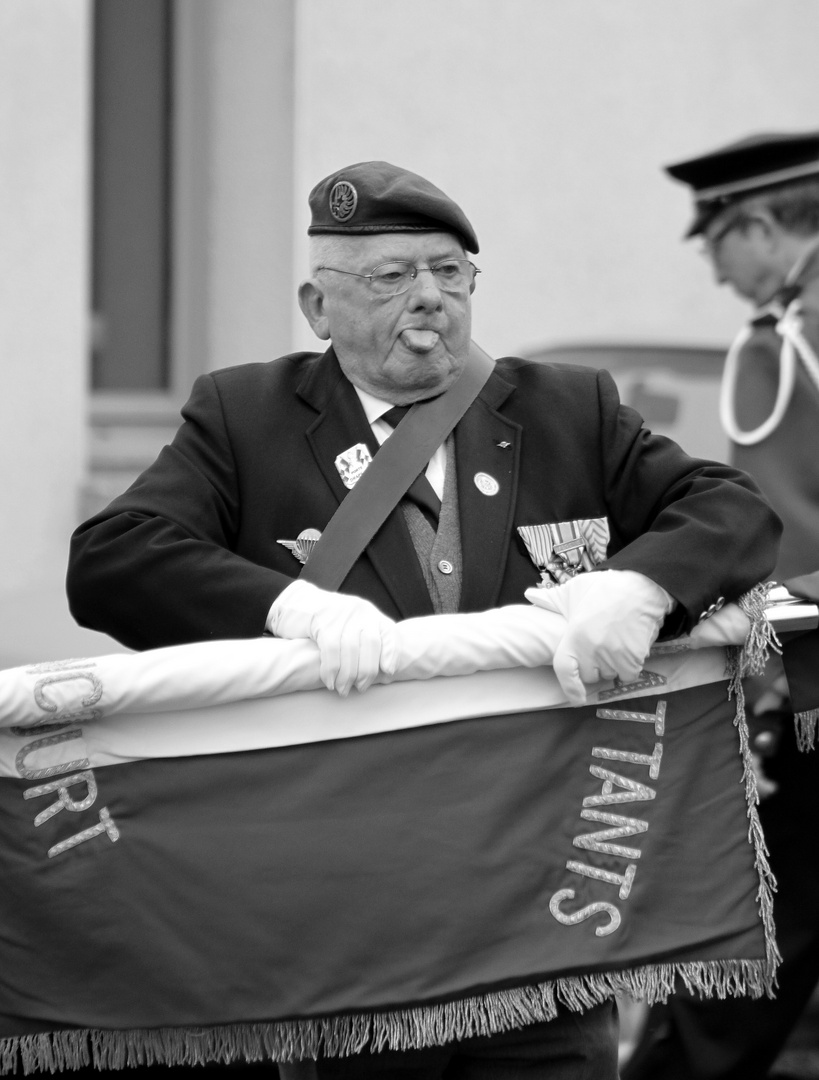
[307,160,479,254]
[665,130,819,237]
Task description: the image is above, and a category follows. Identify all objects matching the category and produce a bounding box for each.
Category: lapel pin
[277,528,322,565]
[474,472,500,496]
[496,440,511,449]
[335,442,372,490]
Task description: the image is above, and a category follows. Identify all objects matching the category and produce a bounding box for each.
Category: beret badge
[329,180,358,222]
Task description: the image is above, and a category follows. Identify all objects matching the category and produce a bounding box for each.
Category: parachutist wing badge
[277,528,322,565]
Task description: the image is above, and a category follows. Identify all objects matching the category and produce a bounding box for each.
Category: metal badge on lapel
[474,472,500,496]
[517,517,610,587]
[335,443,372,490]
[277,528,322,565]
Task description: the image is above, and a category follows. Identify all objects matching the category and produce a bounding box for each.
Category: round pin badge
[329,181,358,222]
[474,472,500,496]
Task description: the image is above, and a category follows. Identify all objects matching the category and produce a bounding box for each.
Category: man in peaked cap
[66,161,780,1079]
[623,133,819,1080]
[667,129,819,240]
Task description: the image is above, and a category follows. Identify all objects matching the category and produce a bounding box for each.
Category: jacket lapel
[299,348,374,505]
[298,348,434,618]
[455,368,521,612]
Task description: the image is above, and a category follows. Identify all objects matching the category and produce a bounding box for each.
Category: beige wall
[179,0,295,377]
[0,0,299,666]
[2,0,818,664]
[0,0,90,595]
[0,0,117,664]
[291,0,819,359]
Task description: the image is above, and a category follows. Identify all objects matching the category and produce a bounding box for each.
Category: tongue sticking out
[401,329,440,353]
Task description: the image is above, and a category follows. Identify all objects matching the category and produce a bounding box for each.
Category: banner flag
[0,613,777,1073]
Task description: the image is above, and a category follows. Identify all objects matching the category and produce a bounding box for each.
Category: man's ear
[745,208,778,247]
[298,279,331,340]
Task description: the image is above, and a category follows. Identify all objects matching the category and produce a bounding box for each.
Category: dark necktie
[381,406,441,528]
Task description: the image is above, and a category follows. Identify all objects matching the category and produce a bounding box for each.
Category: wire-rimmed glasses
[318,259,481,297]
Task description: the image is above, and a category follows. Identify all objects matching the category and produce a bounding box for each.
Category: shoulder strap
[300,341,496,591]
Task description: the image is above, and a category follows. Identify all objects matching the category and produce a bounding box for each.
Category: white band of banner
[0,624,728,778]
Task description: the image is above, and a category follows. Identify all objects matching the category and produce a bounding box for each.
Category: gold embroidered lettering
[549,888,621,937]
[597,700,667,736]
[566,859,637,899]
[10,720,74,737]
[32,670,102,724]
[551,699,671,936]
[573,810,648,859]
[23,771,98,826]
[15,730,89,780]
[582,765,656,807]
[592,742,663,780]
[597,670,667,700]
[48,807,120,859]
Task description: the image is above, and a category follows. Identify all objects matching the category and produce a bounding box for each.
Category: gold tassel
[735,582,782,678]
[795,708,819,752]
[719,583,784,992]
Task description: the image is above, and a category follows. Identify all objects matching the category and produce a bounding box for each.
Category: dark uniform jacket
[730,244,819,579]
[779,571,819,723]
[66,349,781,652]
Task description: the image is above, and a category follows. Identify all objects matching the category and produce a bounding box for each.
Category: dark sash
[300,341,495,591]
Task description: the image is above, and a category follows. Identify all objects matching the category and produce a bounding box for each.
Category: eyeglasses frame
[317,258,481,295]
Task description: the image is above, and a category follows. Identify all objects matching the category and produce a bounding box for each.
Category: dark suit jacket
[67,349,782,651]
[779,571,819,719]
[730,243,819,579]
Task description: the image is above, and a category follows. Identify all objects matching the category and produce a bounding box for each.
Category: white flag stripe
[1,645,728,777]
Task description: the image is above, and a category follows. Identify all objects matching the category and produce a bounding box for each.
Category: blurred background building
[2,0,819,1070]
[6,0,819,667]
[0,0,816,625]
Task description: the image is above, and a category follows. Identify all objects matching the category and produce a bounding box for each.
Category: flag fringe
[725,586,783,989]
[733,582,817,753]
[736,582,781,678]
[0,958,775,1074]
[795,709,819,751]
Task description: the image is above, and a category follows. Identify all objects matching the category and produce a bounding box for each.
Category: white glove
[391,605,568,681]
[525,570,675,705]
[266,580,397,696]
[686,604,750,649]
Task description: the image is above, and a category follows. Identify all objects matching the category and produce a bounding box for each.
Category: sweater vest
[400,437,462,615]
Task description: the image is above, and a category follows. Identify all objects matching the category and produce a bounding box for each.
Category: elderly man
[67,161,781,1079]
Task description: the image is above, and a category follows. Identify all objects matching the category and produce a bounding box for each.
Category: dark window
[91,0,172,391]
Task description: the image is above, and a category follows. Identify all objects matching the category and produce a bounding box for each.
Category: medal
[518,517,610,587]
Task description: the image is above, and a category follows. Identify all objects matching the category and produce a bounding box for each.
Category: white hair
[307,235,362,275]
[306,232,468,276]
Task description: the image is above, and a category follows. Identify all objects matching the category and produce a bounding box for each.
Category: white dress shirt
[353,386,447,500]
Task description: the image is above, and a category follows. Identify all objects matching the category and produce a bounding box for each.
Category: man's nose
[705,253,726,285]
[407,268,444,307]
